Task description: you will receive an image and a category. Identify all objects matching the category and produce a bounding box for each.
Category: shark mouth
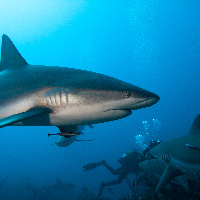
[103,109,132,119]
[104,109,132,113]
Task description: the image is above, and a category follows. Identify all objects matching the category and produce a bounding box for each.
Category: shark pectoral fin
[180,175,189,192]
[172,175,189,193]
[155,163,186,194]
[0,107,51,128]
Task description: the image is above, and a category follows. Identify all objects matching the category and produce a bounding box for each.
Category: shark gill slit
[45,88,68,106]
[162,154,171,162]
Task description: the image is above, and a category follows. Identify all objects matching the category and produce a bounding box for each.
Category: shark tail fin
[1,34,27,70]
[189,114,200,136]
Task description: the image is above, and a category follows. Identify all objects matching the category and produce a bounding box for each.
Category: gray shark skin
[150,114,200,194]
[0,34,159,128]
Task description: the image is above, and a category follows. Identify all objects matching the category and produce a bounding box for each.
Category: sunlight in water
[0,0,88,41]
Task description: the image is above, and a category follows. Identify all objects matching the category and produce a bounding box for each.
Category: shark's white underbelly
[49,104,132,125]
[3,101,131,126]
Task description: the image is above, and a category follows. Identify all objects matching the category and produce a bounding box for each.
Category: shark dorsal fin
[189,114,200,136]
[56,177,62,184]
[1,34,27,70]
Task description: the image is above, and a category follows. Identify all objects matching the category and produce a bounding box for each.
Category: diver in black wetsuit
[83,150,145,198]
[83,139,161,198]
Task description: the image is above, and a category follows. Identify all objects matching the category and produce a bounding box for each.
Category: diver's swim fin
[83,160,105,172]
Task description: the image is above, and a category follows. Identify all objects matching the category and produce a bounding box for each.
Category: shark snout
[107,91,160,111]
[145,93,160,107]
[127,92,160,110]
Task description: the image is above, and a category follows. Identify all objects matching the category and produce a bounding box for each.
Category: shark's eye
[125,92,131,98]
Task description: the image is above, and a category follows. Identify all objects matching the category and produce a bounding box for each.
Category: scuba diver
[83,150,145,198]
[142,139,162,159]
[83,139,161,198]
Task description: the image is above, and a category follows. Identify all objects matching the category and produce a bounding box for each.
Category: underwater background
[0,0,200,199]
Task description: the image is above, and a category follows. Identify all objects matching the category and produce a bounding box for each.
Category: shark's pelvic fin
[189,114,200,136]
[155,163,186,194]
[0,107,51,128]
[1,34,27,70]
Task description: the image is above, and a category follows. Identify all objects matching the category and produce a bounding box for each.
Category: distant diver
[83,139,161,198]
[83,150,144,198]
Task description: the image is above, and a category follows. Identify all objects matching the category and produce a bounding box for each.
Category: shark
[139,159,189,191]
[0,34,159,131]
[150,114,200,194]
[138,160,197,200]
[41,177,76,194]
[26,177,76,199]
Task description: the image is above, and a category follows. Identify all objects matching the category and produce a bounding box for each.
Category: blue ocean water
[0,1,199,199]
